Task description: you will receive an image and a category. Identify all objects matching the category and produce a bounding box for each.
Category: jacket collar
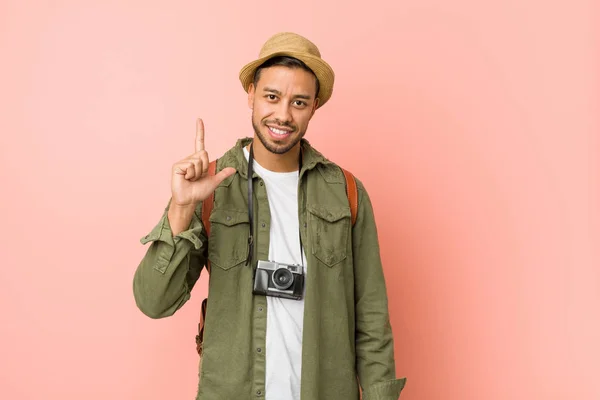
[219,137,331,180]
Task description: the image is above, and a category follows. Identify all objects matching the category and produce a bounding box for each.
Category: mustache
[264,119,296,130]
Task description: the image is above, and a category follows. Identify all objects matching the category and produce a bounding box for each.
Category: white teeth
[270,127,290,135]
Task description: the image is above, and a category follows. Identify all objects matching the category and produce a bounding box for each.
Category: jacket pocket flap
[307,204,351,223]
[209,209,249,227]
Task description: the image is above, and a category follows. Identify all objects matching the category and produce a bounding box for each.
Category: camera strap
[246,143,304,269]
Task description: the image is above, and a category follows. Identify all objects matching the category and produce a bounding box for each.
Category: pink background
[1,1,598,399]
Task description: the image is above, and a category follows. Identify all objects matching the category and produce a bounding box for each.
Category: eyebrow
[263,87,312,100]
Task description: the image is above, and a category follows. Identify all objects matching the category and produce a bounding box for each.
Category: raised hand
[166,119,236,235]
[170,118,236,207]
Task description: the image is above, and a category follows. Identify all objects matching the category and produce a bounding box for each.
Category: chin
[260,131,301,155]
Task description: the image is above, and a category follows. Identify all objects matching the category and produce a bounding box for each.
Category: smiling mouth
[267,125,294,137]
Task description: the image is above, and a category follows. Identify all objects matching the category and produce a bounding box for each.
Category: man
[133,32,406,400]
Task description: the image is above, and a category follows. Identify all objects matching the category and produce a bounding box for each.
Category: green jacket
[133,138,406,400]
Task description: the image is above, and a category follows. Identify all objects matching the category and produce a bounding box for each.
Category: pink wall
[1,1,598,399]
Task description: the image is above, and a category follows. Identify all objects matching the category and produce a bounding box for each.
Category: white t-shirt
[243,147,306,400]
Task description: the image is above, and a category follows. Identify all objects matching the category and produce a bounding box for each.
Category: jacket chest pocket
[208,208,249,270]
[307,204,351,267]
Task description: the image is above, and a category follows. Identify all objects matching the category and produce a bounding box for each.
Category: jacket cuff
[140,212,204,250]
[362,378,407,400]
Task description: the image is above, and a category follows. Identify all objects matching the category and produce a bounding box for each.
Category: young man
[133,32,406,400]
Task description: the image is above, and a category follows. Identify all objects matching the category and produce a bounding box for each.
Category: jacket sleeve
[133,200,207,319]
[352,181,407,399]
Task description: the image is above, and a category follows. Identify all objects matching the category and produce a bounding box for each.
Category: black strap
[246,145,255,266]
[297,150,304,267]
[245,143,304,269]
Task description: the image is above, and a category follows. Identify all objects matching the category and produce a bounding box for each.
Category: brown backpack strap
[341,168,358,226]
[197,159,217,356]
[195,298,208,355]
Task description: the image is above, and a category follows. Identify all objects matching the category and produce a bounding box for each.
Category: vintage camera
[253,260,304,300]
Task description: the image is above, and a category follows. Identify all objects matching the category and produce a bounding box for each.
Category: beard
[252,111,306,155]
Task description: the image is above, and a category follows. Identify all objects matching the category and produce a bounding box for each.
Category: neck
[248,140,301,172]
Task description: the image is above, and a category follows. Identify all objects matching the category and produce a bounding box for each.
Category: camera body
[253,260,304,300]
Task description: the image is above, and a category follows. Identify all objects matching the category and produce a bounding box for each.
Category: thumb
[210,167,237,186]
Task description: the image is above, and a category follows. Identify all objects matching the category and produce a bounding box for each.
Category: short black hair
[253,56,320,99]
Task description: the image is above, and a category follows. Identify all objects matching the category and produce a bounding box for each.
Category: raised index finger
[195,118,205,152]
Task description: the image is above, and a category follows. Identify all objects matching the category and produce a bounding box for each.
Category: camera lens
[272,267,294,290]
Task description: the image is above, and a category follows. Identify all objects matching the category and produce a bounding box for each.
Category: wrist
[167,202,196,235]
[169,201,196,214]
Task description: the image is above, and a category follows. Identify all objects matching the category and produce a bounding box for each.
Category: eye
[266,94,277,101]
[293,100,307,107]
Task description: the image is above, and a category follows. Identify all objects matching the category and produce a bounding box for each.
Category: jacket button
[257,348,262,353]
[256,390,262,396]
[261,222,266,228]
[226,216,231,221]
[259,181,264,186]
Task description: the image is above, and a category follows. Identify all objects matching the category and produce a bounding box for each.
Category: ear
[248,83,255,110]
[310,97,320,116]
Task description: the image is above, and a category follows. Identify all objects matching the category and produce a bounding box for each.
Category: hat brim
[239,51,335,108]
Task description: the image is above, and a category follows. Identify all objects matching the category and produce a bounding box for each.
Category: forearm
[167,202,196,236]
[133,243,200,318]
[354,240,398,389]
[133,205,206,318]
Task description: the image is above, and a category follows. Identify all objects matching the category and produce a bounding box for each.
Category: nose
[273,101,293,125]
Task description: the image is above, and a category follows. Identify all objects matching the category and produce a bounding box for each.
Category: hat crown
[259,32,321,58]
[239,32,334,108]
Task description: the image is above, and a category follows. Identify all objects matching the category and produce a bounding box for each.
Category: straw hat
[239,32,335,108]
